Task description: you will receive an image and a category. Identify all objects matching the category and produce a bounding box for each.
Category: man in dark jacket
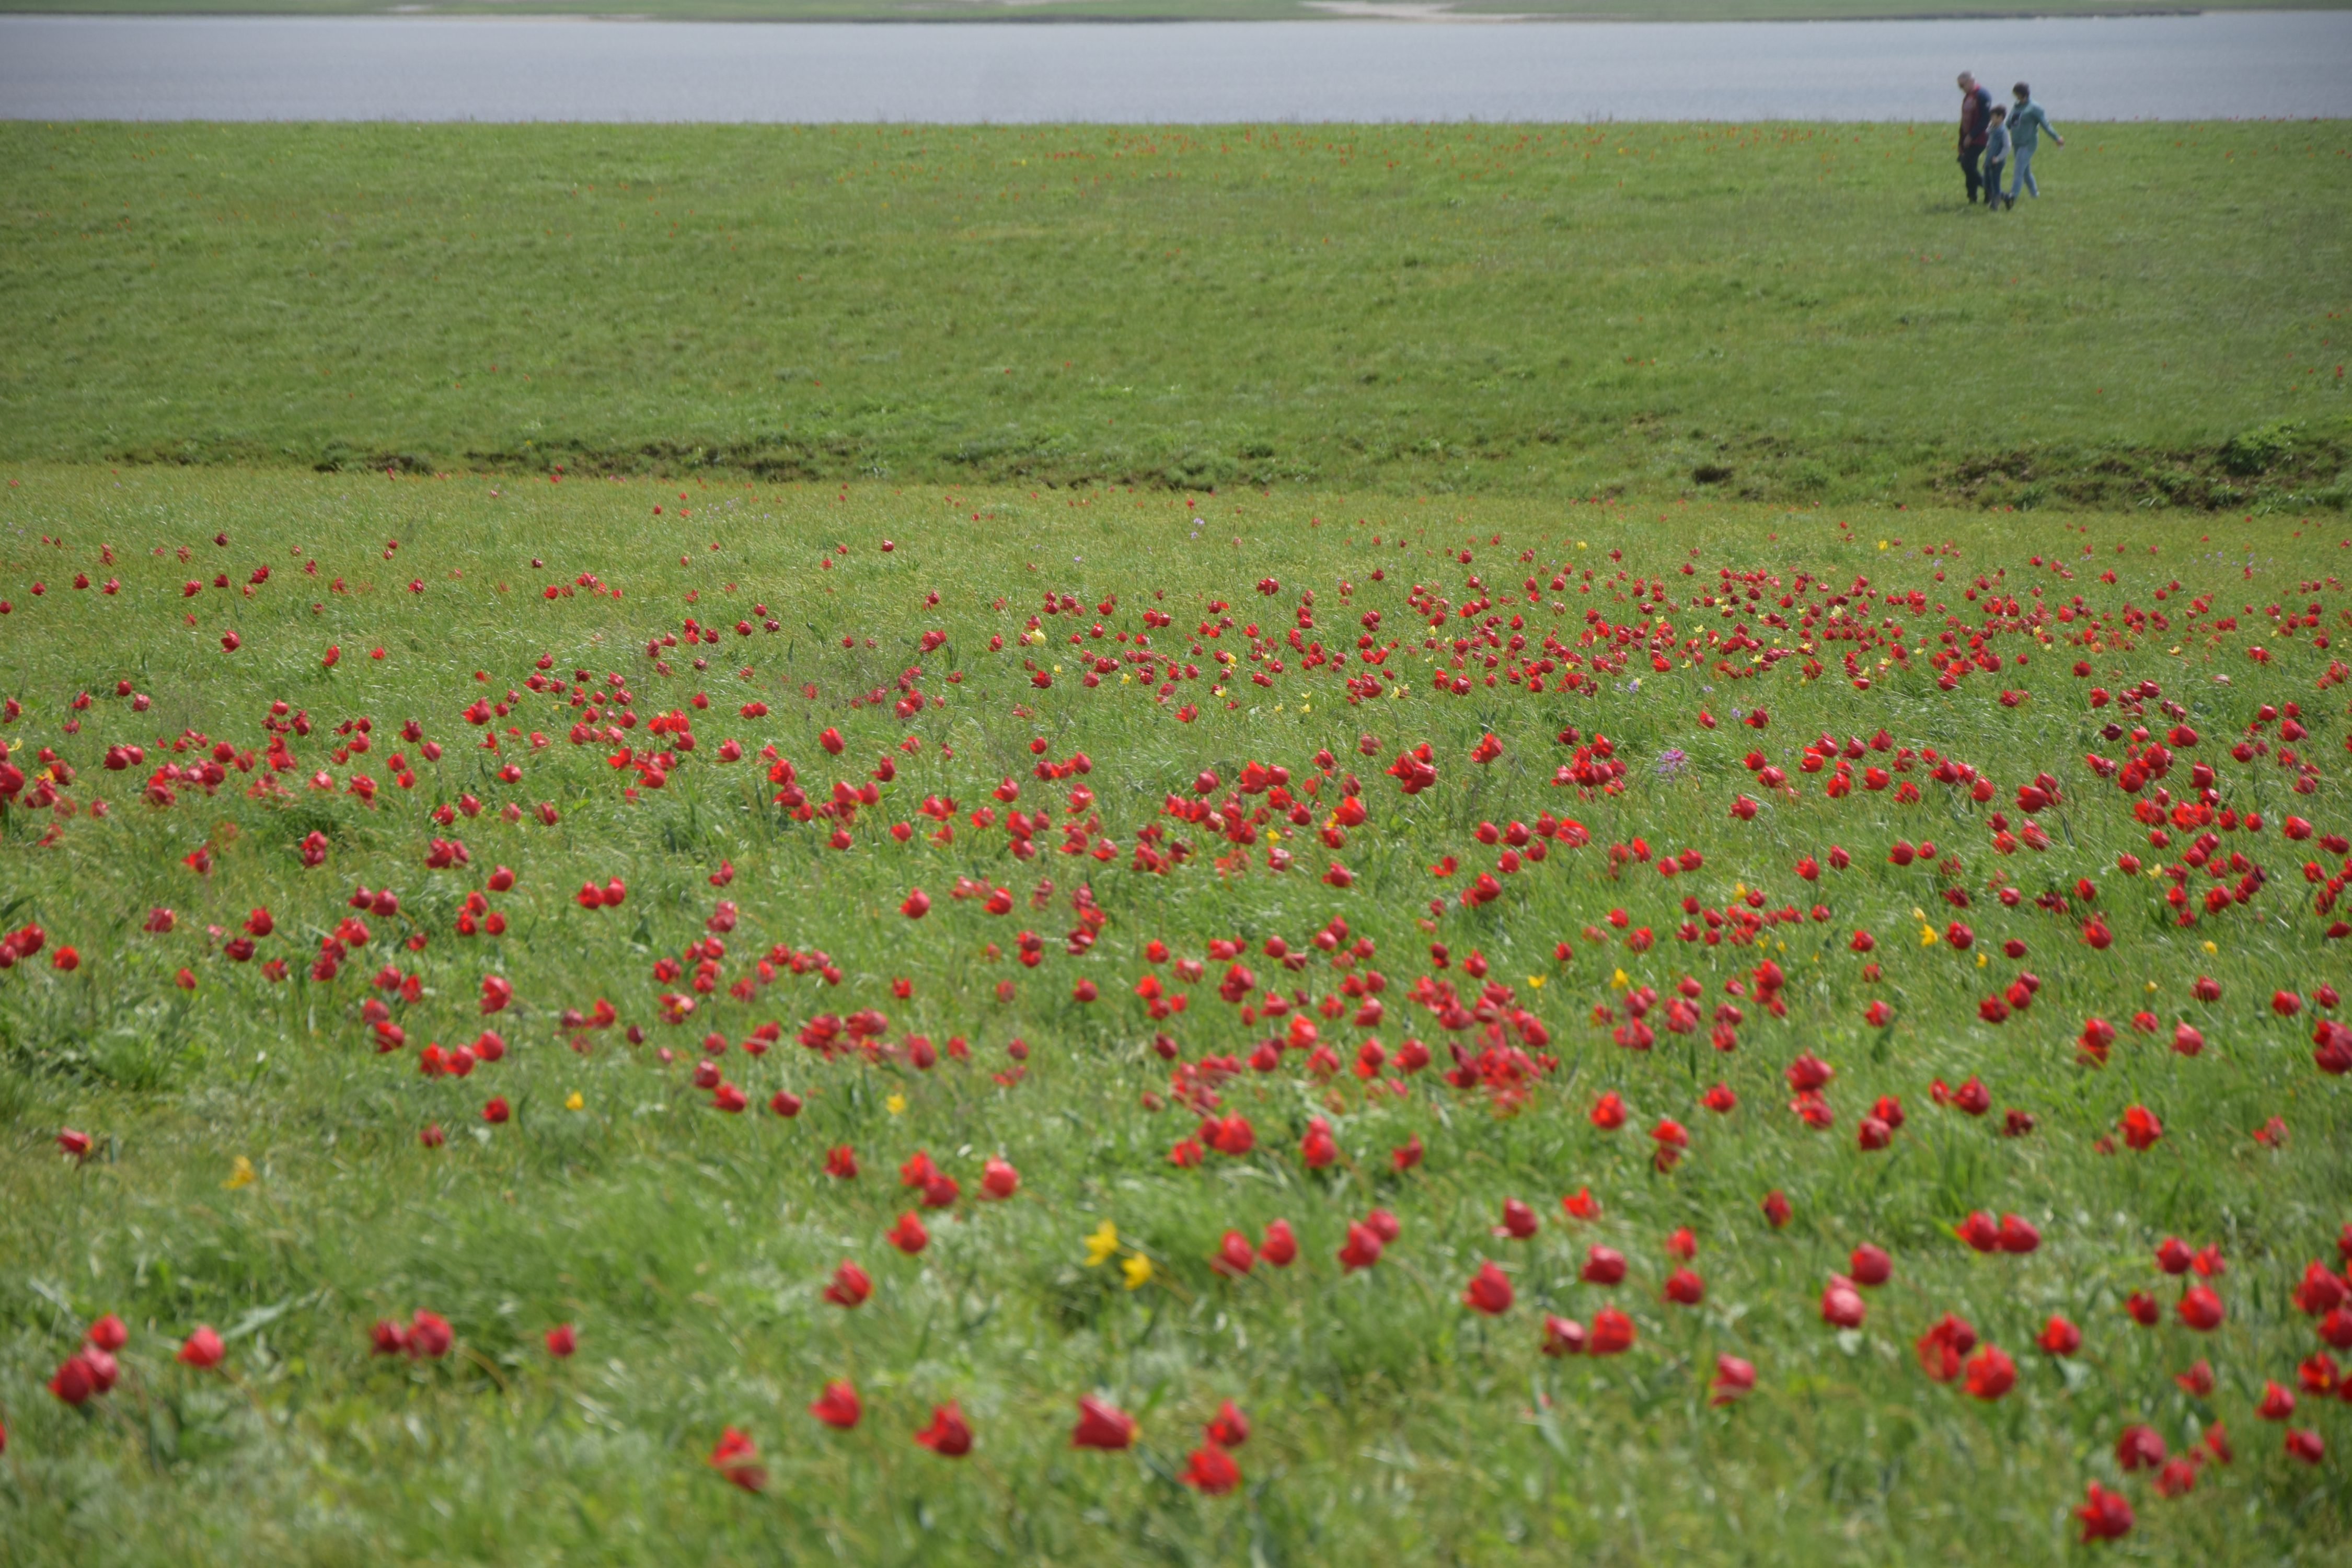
[1956,72,1994,204]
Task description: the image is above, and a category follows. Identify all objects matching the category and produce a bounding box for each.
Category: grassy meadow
[0,465,2348,1564]
[3,80,2352,1568]
[3,121,2347,508]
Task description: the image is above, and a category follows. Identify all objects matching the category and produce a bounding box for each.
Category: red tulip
[981,1156,1019,1198]
[1494,1198,1539,1240]
[2037,1315,2081,1355]
[1581,1245,1627,1286]
[1462,1261,1514,1315]
[1916,1314,1976,1381]
[1179,1444,1241,1494]
[1071,1394,1136,1449]
[2074,1481,2133,1542]
[49,1353,99,1405]
[709,1426,766,1492]
[915,1402,973,1457]
[823,1261,873,1307]
[1710,1354,1756,1405]
[1821,1276,1866,1329]
[1849,1244,1892,1287]
[1588,1307,1636,1356]
[2116,1424,2166,1470]
[1541,1314,1586,1356]
[2177,1284,2225,1331]
[810,1380,862,1429]
[405,1310,453,1359]
[1259,1219,1297,1267]
[545,1324,577,1358]
[1648,1117,1688,1170]
[1963,1344,2015,1400]
[177,1325,225,1369]
[886,1213,929,1254]
[1204,1399,1250,1448]
[2295,1260,2347,1316]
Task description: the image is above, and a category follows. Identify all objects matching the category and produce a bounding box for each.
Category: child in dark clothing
[1981,107,2013,211]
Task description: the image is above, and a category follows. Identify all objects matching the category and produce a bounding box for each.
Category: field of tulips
[3,466,2350,1563]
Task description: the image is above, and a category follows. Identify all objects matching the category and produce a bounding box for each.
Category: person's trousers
[1959,145,1985,202]
[2010,143,2038,200]
[1983,161,2006,205]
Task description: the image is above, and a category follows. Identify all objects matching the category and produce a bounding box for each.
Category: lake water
[2,13,2347,122]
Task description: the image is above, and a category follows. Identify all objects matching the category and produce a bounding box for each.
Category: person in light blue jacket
[2008,83,2064,202]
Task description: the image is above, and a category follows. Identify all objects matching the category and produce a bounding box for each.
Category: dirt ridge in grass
[101,419,2352,515]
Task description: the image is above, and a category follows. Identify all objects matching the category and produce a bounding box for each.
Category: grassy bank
[3,121,2346,505]
[1,467,2348,1563]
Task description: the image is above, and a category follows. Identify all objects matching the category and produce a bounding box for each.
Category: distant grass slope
[2,0,2344,20]
[2,121,2346,505]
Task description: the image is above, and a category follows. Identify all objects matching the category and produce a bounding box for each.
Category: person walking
[1981,107,2012,210]
[2007,82,2064,203]
[1956,72,1996,205]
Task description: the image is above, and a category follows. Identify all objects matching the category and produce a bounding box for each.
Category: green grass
[1,465,2349,1564]
[4,121,2347,507]
[4,1,2343,21]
